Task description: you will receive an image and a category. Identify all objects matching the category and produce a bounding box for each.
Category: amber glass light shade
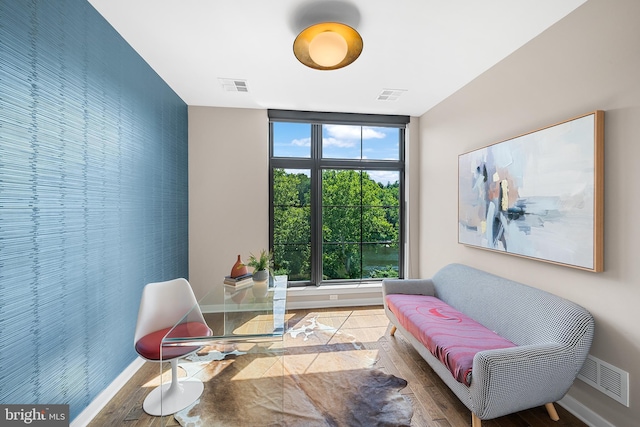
[293,22,363,70]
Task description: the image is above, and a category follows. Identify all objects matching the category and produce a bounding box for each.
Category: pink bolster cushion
[135,321,212,361]
[386,294,516,386]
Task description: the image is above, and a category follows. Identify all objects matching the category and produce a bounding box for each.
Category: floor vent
[578,354,629,406]
[219,78,248,92]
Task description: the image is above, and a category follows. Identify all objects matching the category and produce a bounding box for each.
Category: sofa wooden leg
[545,402,560,421]
[472,413,482,427]
[389,325,397,336]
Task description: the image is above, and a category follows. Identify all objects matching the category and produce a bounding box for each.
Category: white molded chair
[134,278,212,416]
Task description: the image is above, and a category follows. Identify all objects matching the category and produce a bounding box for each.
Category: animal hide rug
[174,315,413,426]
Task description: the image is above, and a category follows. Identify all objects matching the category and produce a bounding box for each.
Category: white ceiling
[88,0,586,117]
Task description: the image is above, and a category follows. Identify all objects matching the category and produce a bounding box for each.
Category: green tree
[274,169,400,282]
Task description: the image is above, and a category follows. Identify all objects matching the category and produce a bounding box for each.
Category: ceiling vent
[377,89,406,101]
[219,78,249,92]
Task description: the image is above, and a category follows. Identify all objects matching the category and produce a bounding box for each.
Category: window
[269,110,408,286]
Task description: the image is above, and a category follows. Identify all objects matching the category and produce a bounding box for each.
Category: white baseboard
[71,357,146,427]
[287,297,382,309]
[559,394,615,427]
[285,283,383,310]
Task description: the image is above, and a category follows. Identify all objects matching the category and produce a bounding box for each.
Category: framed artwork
[458,111,604,272]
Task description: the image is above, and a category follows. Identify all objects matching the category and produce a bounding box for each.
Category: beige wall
[188,106,269,300]
[418,0,640,425]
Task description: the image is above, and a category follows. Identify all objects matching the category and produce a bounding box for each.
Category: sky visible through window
[273,122,312,158]
[273,122,400,185]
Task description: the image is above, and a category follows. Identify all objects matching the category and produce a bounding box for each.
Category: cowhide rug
[174,315,413,426]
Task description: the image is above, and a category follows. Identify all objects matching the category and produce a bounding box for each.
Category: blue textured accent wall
[0,0,188,421]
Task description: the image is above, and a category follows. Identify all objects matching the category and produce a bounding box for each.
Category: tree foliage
[273,169,400,282]
[273,169,311,281]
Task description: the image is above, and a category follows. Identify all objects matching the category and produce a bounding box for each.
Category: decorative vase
[252,269,269,283]
[230,254,248,278]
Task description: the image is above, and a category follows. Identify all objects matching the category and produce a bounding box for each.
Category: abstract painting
[458,111,604,272]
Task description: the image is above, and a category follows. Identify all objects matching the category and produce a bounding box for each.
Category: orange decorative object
[230,254,248,278]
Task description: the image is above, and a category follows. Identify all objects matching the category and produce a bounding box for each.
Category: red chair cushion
[135,322,212,361]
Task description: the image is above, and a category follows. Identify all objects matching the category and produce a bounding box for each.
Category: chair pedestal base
[143,377,204,416]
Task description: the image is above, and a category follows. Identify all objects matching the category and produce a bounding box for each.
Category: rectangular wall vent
[578,354,629,406]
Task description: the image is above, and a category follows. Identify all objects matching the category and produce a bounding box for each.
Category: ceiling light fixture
[293,22,363,70]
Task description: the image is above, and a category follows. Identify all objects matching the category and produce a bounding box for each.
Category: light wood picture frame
[458,111,604,272]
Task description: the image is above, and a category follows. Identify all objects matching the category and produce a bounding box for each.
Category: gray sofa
[382,263,594,427]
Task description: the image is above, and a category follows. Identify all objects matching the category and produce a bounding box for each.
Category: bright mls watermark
[1,405,68,426]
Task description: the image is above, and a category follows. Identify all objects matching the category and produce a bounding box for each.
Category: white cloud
[367,170,400,185]
[324,125,359,140]
[291,137,311,147]
[323,137,356,148]
[324,125,386,140]
[362,127,386,140]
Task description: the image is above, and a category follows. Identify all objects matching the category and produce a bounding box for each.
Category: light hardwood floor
[88,306,587,427]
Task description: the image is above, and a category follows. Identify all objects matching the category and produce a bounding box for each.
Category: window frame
[269,109,408,286]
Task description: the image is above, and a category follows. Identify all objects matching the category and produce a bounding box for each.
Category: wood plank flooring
[88,306,587,427]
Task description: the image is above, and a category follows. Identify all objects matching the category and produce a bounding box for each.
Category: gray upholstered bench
[382,263,594,427]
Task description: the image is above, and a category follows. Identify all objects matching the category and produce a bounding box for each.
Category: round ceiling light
[293,22,363,70]
[308,31,348,67]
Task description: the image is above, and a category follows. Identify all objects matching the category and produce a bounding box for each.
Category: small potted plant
[246,249,273,283]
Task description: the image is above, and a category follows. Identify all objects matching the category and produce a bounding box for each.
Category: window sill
[287,282,382,296]
[285,282,383,309]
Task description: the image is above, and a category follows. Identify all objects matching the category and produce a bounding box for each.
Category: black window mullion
[359,127,364,280]
[360,170,364,282]
[311,123,323,286]
[399,128,406,278]
[317,158,402,170]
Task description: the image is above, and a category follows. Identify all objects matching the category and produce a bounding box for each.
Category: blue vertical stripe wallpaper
[0,0,189,421]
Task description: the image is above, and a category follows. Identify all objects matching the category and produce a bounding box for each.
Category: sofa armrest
[382,279,435,298]
[470,343,577,419]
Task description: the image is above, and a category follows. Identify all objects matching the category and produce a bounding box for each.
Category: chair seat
[135,322,212,360]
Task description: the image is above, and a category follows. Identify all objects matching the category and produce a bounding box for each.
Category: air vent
[219,78,248,92]
[578,354,629,406]
[377,89,406,101]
